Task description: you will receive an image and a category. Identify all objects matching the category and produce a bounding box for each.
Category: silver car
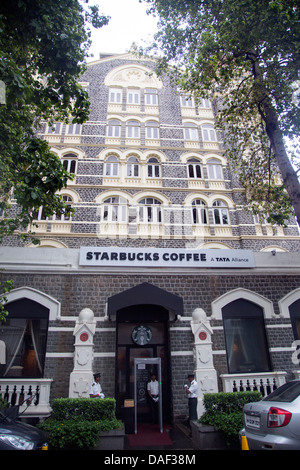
[241,379,300,450]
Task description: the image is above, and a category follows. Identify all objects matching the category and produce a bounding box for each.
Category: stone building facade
[0,53,300,423]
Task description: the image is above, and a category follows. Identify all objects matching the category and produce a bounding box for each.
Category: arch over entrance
[107,282,183,321]
[109,283,182,425]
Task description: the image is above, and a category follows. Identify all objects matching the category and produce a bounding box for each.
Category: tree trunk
[252,57,300,226]
[260,99,300,227]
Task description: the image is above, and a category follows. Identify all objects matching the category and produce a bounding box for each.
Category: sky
[87,0,159,61]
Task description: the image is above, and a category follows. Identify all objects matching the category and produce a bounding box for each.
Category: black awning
[107,282,183,319]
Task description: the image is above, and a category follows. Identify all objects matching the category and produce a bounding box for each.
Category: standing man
[89,372,105,398]
[185,373,198,421]
[147,373,159,424]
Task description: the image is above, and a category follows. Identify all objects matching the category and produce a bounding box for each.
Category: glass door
[115,308,172,422]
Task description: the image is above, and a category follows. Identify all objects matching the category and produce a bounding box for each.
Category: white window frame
[54,195,73,221]
[66,122,82,135]
[105,156,119,177]
[127,89,140,105]
[145,88,158,105]
[146,121,159,139]
[102,197,128,222]
[147,158,161,178]
[35,195,73,221]
[126,156,139,177]
[198,98,211,108]
[138,197,162,223]
[62,156,77,175]
[207,159,223,179]
[187,159,203,179]
[126,120,140,139]
[180,95,194,107]
[192,200,208,225]
[47,122,62,134]
[184,123,198,140]
[212,200,229,225]
[107,120,121,138]
[202,124,217,141]
[109,87,122,103]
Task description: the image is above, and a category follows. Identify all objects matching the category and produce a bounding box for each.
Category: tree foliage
[143,0,300,225]
[0,0,109,240]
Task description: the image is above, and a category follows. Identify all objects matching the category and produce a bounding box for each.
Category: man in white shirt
[147,373,159,424]
[89,372,105,398]
[185,373,198,421]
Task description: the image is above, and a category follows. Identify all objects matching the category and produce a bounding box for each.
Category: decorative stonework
[190,308,218,417]
[104,64,163,89]
[69,308,96,398]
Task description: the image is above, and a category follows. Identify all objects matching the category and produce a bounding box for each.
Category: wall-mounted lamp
[271,250,276,256]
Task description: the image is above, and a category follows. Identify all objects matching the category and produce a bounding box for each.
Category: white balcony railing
[0,379,52,420]
[220,372,287,396]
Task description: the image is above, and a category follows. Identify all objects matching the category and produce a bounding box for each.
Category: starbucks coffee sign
[79,247,255,268]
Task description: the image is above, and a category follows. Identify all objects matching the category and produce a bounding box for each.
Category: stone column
[69,308,96,398]
[190,308,218,418]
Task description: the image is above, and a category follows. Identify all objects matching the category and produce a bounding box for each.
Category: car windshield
[263,381,300,402]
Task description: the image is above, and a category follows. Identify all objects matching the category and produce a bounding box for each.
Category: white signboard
[79,247,255,268]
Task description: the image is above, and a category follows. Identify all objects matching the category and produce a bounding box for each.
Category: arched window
[222,299,271,374]
[62,153,77,174]
[0,298,49,377]
[187,158,202,179]
[138,197,162,223]
[34,195,73,222]
[202,124,217,141]
[183,123,198,140]
[147,157,161,178]
[212,200,229,225]
[126,156,139,177]
[54,195,73,221]
[146,121,159,139]
[207,158,223,179]
[107,119,121,138]
[192,199,208,224]
[289,299,300,340]
[105,155,119,177]
[126,120,140,138]
[102,197,127,222]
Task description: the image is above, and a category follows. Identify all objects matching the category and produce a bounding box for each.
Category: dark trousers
[188,397,198,421]
[150,396,159,424]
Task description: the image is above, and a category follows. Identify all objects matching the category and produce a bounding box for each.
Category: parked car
[240,379,300,450]
[0,406,48,450]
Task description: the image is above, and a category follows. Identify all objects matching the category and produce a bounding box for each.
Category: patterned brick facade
[1,53,300,422]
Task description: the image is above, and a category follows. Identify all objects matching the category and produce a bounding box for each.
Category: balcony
[220,371,287,397]
[0,378,52,420]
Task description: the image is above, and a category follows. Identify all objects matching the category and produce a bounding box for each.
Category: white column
[69,308,96,398]
[190,308,218,418]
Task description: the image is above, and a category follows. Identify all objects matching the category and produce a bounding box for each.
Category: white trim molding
[211,287,274,320]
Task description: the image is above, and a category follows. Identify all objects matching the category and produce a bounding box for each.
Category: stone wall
[1,266,299,418]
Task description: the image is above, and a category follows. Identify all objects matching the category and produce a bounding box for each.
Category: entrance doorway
[134,358,163,433]
[115,304,172,424]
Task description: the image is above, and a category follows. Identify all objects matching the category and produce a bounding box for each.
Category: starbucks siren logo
[132,325,152,345]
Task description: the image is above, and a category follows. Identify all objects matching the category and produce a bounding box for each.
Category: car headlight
[0,433,34,450]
